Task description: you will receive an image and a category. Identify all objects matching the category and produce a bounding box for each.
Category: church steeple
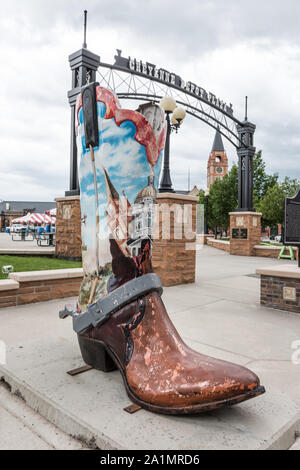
[207,127,228,189]
[211,127,225,152]
[103,167,119,201]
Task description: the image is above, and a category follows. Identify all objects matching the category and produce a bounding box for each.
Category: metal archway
[67,47,255,211]
[96,51,244,149]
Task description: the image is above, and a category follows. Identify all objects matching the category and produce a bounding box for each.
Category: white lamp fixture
[159,96,177,113]
[205,188,210,197]
[172,106,186,124]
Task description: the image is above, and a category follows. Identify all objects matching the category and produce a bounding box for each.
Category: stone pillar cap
[229,211,262,216]
[256,264,300,279]
[55,196,80,202]
[157,193,198,202]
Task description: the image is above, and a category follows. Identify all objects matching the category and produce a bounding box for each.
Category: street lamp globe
[159,96,177,113]
[170,116,179,126]
[172,106,186,123]
[205,188,210,197]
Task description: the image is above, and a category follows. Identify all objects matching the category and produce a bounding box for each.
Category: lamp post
[159,96,186,192]
[204,188,209,235]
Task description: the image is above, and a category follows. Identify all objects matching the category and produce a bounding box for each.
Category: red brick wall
[254,246,298,260]
[230,212,261,256]
[152,194,197,287]
[55,196,82,260]
[206,238,230,252]
[260,275,300,314]
[0,276,83,309]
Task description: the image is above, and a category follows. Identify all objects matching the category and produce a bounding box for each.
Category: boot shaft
[76,86,166,307]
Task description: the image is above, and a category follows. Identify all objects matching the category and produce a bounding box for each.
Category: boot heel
[77,334,117,372]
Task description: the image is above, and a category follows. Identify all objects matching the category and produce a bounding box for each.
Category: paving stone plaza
[1,246,299,449]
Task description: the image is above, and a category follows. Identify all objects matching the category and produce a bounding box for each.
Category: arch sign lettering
[96,49,248,148]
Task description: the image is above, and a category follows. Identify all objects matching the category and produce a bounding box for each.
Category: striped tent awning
[26,213,56,224]
[11,214,29,223]
[12,213,56,224]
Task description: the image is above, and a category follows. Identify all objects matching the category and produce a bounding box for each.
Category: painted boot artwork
[60,83,265,415]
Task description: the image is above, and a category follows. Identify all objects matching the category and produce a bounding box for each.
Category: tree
[228,163,238,208]
[199,165,239,236]
[253,151,278,209]
[212,151,278,210]
[258,183,285,226]
[258,177,300,226]
[198,150,297,233]
[198,188,216,234]
[281,176,300,196]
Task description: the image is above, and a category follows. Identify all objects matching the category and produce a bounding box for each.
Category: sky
[1,0,300,201]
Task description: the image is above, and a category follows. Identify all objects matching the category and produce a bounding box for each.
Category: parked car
[11,224,27,233]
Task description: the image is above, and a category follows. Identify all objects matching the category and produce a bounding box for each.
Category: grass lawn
[0,256,82,279]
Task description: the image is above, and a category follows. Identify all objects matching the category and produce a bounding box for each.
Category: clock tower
[207,127,228,189]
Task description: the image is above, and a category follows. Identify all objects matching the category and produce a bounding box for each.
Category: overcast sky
[1,0,300,201]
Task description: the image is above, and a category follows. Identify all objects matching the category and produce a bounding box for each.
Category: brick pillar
[152,193,197,286]
[55,196,82,260]
[229,211,261,256]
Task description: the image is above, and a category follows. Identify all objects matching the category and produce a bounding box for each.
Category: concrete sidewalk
[0,382,88,450]
[0,246,300,449]
[0,233,54,255]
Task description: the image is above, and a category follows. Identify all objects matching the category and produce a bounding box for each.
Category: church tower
[207,128,228,189]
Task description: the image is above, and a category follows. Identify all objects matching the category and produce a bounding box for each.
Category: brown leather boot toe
[78,290,264,415]
[123,292,263,413]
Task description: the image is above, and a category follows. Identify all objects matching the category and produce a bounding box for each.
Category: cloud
[0,0,300,202]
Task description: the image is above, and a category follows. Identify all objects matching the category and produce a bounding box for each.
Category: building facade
[103,167,157,258]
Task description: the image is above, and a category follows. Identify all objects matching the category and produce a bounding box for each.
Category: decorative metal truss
[97,63,244,149]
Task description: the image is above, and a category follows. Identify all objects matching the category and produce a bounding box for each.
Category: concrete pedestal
[55,196,82,260]
[1,263,300,450]
[152,193,197,286]
[229,211,261,256]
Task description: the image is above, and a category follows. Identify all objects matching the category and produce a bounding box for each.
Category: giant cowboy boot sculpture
[60,84,265,414]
